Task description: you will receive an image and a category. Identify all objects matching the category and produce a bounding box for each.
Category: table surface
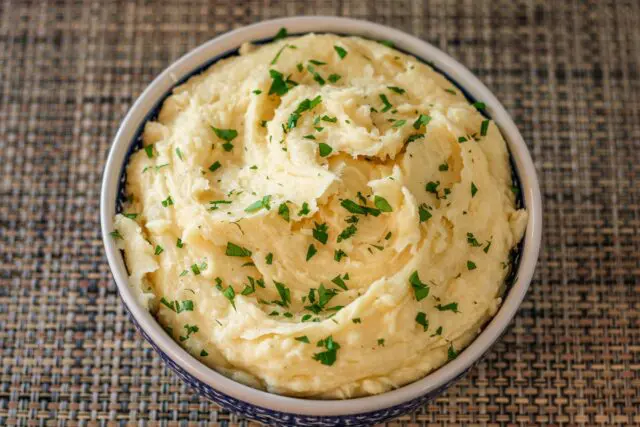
[1,0,639,425]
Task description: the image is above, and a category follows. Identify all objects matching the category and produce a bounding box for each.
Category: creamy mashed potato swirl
[113,33,527,398]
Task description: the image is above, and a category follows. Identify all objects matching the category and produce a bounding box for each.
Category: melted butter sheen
[114,34,527,398]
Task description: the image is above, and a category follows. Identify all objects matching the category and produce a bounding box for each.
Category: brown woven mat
[1,0,639,425]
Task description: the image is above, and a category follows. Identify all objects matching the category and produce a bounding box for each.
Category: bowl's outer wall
[101,16,542,425]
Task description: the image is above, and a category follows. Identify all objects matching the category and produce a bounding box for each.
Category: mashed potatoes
[112,33,527,398]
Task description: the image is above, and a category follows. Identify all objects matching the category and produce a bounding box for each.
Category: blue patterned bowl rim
[100,16,542,417]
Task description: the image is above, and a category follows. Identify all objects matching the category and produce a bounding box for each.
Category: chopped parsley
[334,45,347,59]
[379,94,393,112]
[406,134,424,143]
[313,336,340,366]
[471,182,478,197]
[306,244,317,261]
[298,202,310,216]
[268,69,289,96]
[387,86,405,94]
[200,350,208,357]
[252,89,262,95]
[472,102,486,110]
[244,195,272,213]
[266,252,273,265]
[312,222,329,244]
[392,119,407,128]
[337,224,357,242]
[377,339,385,346]
[295,336,310,343]
[123,213,138,220]
[439,162,449,171]
[413,114,431,129]
[467,260,477,270]
[374,196,393,212]
[458,136,468,143]
[110,230,123,240]
[385,232,392,240]
[161,196,174,207]
[306,64,326,86]
[409,271,430,301]
[211,126,238,144]
[179,324,199,341]
[273,27,288,41]
[334,249,347,262]
[321,115,337,123]
[209,161,221,172]
[144,145,153,158]
[318,143,333,157]
[352,318,361,324]
[328,73,341,83]
[340,199,380,217]
[274,281,291,307]
[484,240,492,253]
[378,40,394,47]
[226,242,252,257]
[467,233,482,247]
[444,88,457,95]
[208,200,232,211]
[190,262,207,275]
[432,326,443,337]
[270,44,289,65]
[480,119,490,136]
[415,312,429,331]
[418,204,432,222]
[436,302,459,312]
[287,95,322,130]
[331,275,348,291]
[154,245,164,255]
[176,238,184,248]
[448,344,458,361]
[278,202,290,221]
[221,286,236,310]
[303,134,316,140]
[159,298,194,313]
[175,147,184,160]
[425,181,440,195]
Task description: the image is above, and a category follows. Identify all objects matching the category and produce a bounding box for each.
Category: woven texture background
[1,0,639,425]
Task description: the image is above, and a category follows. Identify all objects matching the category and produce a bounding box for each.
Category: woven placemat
[1,0,639,425]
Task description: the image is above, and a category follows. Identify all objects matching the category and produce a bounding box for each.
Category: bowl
[101,16,542,426]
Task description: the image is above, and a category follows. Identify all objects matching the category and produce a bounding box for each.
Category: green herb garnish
[306,244,317,261]
[313,336,340,366]
[209,161,221,172]
[337,224,357,242]
[480,119,490,136]
[334,249,347,262]
[265,253,273,265]
[298,202,310,216]
[110,230,123,240]
[313,222,329,244]
[318,143,333,157]
[436,302,459,312]
[406,134,424,143]
[467,260,477,270]
[415,312,428,331]
[226,242,252,257]
[154,245,164,255]
[244,195,272,213]
[278,202,290,222]
[409,271,429,301]
[471,182,478,197]
[418,204,432,222]
[273,27,288,41]
[331,275,348,291]
[328,73,341,83]
[379,94,393,112]
[144,145,153,158]
[295,336,310,343]
[161,196,174,207]
[334,45,347,59]
[392,119,406,128]
[179,324,199,341]
[413,114,431,129]
[374,196,393,212]
[268,69,289,96]
[274,281,291,307]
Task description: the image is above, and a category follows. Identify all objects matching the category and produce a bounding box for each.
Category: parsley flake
[209,161,221,172]
[313,222,329,244]
[306,244,317,261]
[409,271,430,301]
[374,196,393,212]
[226,242,252,257]
[334,45,347,59]
[266,252,273,265]
[379,94,393,112]
[471,182,478,197]
[313,336,340,366]
[295,336,310,343]
[110,230,123,240]
[154,245,164,255]
[245,195,272,213]
[436,302,459,312]
[413,114,431,129]
[318,143,333,157]
[298,202,310,216]
[480,119,490,136]
[418,203,432,222]
[334,249,347,262]
[415,312,429,331]
[467,260,477,270]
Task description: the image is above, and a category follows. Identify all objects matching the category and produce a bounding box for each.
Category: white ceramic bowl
[101,16,542,426]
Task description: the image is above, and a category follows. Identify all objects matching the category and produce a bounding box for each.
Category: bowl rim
[100,16,542,416]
